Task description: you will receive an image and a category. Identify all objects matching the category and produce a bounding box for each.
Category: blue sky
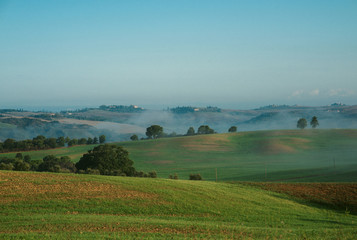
[0,0,356,109]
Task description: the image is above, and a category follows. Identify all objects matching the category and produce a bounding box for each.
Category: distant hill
[1,104,357,141]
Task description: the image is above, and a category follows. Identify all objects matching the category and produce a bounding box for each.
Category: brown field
[246,182,357,214]
[0,171,156,204]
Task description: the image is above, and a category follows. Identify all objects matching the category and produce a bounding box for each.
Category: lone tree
[186,127,195,136]
[146,125,164,139]
[297,118,307,129]
[228,126,237,133]
[99,135,106,144]
[130,134,139,141]
[310,116,319,128]
[75,144,136,176]
[197,125,215,134]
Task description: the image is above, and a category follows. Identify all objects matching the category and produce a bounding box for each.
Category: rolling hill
[2,129,357,182]
[0,171,356,239]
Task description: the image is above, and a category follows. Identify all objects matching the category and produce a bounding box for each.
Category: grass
[1,171,357,239]
[1,129,357,182]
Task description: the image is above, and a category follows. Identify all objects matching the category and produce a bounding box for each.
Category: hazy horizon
[1,1,356,108]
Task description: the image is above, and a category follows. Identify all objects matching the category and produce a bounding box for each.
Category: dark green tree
[38,155,76,173]
[310,116,319,128]
[186,127,195,136]
[75,144,136,176]
[87,137,93,145]
[146,125,164,139]
[228,126,237,132]
[99,135,106,144]
[297,118,307,129]
[78,138,87,145]
[197,125,215,134]
[93,137,99,144]
[15,153,23,160]
[56,137,65,147]
[130,134,139,141]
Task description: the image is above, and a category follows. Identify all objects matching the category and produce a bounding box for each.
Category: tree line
[0,135,106,153]
[130,124,238,141]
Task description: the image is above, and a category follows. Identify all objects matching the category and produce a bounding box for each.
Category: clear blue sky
[1,0,356,109]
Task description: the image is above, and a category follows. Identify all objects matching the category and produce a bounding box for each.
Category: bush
[0,162,14,170]
[189,173,202,180]
[169,173,179,179]
[14,160,30,171]
[148,171,157,178]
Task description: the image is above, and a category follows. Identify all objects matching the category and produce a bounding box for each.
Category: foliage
[38,155,76,173]
[169,173,179,179]
[75,144,136,176]
[99,135,106,144]
[310,116,319,128]
[146,125,164,139]
[189,173,202,180]
[130,134,139,141]
[228,126,237,132]
[0,135,103,153]
[186,127,195,136]
[297,118,307,129]
[197,125,215,134]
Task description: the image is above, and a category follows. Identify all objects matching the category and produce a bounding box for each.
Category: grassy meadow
[1,171,357,239]
[2,129,357,182]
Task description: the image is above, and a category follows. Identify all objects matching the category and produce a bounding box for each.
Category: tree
[297,118,307,129]
[75,144,136,176]
[228,126,237,133]
[130,134,139,141]
[189,173,202,180]
[186,127,195,136]
[15,153,23,160]
[146,125,164,139]
[99,135,106,144]
[310,116,319,128]
[78,138,87,145]
[38,155,76,173]
[93,137,99,144]
[56,137,65,147]
[87,137,93,145]
[197,125,215,134]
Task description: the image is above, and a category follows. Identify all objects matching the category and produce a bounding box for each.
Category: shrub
[0,162,14,170]
[148,171,157,178]
[169,173,179,179]
[189,173,202,180]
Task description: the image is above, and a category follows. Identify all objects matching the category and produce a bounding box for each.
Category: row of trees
[297,116,319,129]
[0,135,106,153]
[0,144,157,178]
[131,124,239,141]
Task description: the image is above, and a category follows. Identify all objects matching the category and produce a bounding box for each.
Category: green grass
[2,129,357,182]
[1,171,357,239]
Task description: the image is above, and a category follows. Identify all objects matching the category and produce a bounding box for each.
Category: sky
[0,0,356,110]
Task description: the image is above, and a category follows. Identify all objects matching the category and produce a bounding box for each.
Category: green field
[2,129,357,182]
[1,171,357,239]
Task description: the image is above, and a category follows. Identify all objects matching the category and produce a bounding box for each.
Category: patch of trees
[170,106,221,114]
[228,126,237,132]
[99,105,144,113]
[0,135,106,153]
[0,144,157,178]
[189,173,202,180]
[297,116,319,129]
[0,154,76,173]
[75,144,156,177]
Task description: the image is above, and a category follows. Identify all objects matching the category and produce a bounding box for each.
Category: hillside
[0,171,356,239]
[2,129,357,182]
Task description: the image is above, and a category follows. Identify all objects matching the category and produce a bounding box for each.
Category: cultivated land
[1,171,357,239]
[2,129,357,182]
